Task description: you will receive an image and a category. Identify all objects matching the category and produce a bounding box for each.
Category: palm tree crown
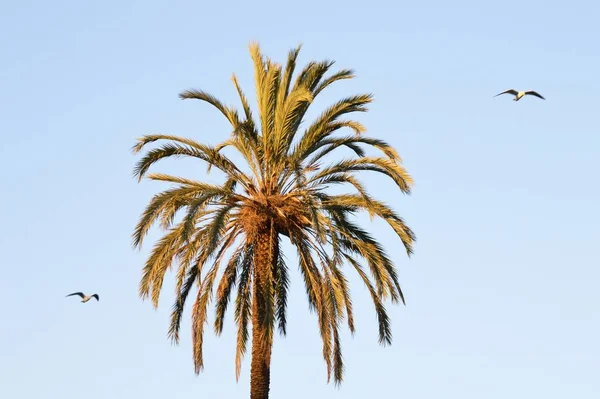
[132,42,415,398]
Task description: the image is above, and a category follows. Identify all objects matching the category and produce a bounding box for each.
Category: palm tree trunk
[249,225,276,399]
[250,295,271,399]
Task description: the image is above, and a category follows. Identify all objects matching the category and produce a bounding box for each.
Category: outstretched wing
[66,292,84,298]
[494,89,518,97]
[525,90,545,100]
[91,294,100,301]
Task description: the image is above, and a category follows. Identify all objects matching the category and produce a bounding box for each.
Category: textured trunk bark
[249,225,275,399]
[249,299,270,399]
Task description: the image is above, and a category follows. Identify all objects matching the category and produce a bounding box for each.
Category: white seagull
[66,292,100,303]
[494,89,545,101]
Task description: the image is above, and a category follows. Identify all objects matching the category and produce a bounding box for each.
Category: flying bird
[66,292,99,303]
[494,89,545,101]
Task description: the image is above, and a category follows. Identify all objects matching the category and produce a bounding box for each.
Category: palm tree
[131,42,416,399]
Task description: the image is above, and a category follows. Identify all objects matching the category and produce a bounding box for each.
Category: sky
[1,0,599,398]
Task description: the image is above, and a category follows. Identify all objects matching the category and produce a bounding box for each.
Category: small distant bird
[66,292,99,303]
[494,89,545,101]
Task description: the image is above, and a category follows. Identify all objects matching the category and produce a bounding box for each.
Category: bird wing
[494,89,518,97]
[525,90,545,100]
[66,292,84,298]
[91,294,100,301]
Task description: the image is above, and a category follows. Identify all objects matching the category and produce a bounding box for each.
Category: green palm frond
[273,238,289,335]
[323,193,415,257]
[168,264,199,344]
[343,253,393,345]
[290,231,323,313]
[214,242,245,335]
[234,244,254,381]
[294,60,335,93]
[192,231,239,373]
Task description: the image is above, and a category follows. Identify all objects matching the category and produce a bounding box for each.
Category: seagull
[494,89,545,101]
[66,292,100,303]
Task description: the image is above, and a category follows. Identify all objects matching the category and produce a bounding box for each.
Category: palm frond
[231,74,256,133]
[290,232,333,376]
[331,261,354,334]
[132,139,252,189]
[214,242,245,335]
[343,253,393,345]
[331,321,344,385]
[289,231,323,312]
[168,264,199,344]
[335,219,397,301]
[292,94,373,160]
[293,60,335,93]
[234,244,254,381]
[309,156,414,194]
[304,135,402,168]
[273,237,289,335]
[179,89,241,129]
[276,45,302,118]
[274,86,313,163]
[138,222,186,307]
[324,193,416,258]
[313,68,355,97]
[132,186,199,249]
[191,231,239,374]
[263,62,282,140]
[248,41,268,140]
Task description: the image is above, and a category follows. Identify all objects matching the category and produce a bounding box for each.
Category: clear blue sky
[1,0,599,397]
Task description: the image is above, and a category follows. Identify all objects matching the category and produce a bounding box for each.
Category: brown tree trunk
[250,297,271,399]
[249,225,276,399]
